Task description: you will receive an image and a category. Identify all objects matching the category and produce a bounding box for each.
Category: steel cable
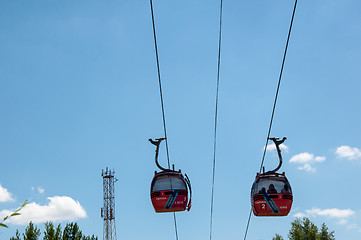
[149,0,178,239]
[243,0,298,239]
[210,0,223,240]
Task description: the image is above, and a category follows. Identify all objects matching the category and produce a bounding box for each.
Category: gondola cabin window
[152,175,187,192]
[252,177,292,195]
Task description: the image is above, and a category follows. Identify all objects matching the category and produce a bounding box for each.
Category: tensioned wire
[209,0,223,240]
[243,0,299,239]
[149,0,178,239]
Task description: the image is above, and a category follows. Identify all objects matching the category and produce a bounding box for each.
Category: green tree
[44,222,62,240]
[23,222,41,240]
[274,218,335,240]
[10,229,21,240]
[62,223,82,240]
[81,235,98,240]
[272,233,284,240]
[289,217,318,240]
[317,223,335,240]
[10,222,98,240]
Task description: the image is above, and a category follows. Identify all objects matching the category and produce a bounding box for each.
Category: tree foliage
[43,222,62,240]
[81,236,98,240]
[63,223,83,240]
[289,217,318,240]
[273,217,335,240]
[272,233,284,240]
[9,222,98,240]
[318,223,335,240]
[9,230,21,240]
[23,222,41,240]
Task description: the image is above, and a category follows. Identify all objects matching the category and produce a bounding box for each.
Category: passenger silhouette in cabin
[281,184,289,193]
[267,184,277,194]
[258,187,266,194]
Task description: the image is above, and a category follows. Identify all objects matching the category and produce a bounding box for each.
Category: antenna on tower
[101,167,118,240]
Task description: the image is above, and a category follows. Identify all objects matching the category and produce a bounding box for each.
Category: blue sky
[0,0,361,239]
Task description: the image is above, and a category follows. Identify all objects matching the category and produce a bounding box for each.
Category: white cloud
[0,196,87,225]
[314,156,326,162]
[266,143,288,152]
[298,163,316,173]
[289,153,326,164]
[295,208,361,232]
[306,208,354,218]
[295,208,354,222]
[346,223,361,232]
[289,152,326,172]
[31,186,45,194]
[335,146,361,161]
[37,187,45,194]
[294,212,305,218]
[0,184,15,202]
[338,219,348,225]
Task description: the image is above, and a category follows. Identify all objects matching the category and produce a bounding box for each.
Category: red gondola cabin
[150,170,191,213]
[251,172,293,216]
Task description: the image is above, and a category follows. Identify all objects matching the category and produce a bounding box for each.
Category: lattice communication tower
[101,167,118,240]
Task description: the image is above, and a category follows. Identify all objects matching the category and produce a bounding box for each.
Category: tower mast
[101,167,117,240]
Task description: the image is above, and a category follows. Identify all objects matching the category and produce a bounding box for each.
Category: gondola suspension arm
[266,137,287,173]
[149,138,170,172]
